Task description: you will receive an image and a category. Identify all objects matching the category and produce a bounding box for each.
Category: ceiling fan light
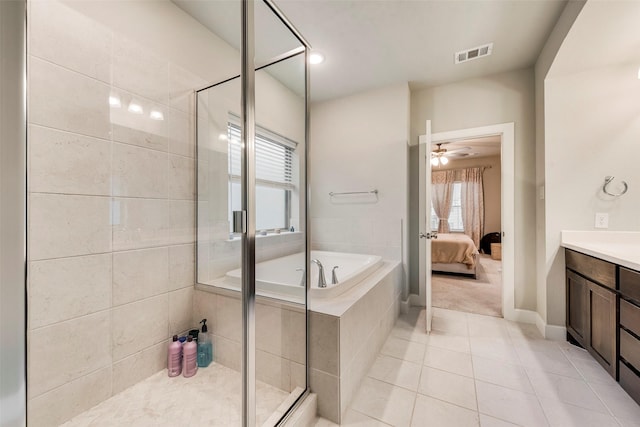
[430,157,439,166]
[440,156,449,165]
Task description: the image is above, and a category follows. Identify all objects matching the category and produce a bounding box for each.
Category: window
[227,121,296,232]
[430,182,464,232]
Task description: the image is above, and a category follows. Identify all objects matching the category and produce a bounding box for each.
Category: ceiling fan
[431,142,471,166]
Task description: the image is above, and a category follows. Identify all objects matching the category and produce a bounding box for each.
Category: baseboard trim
[536,313,567,341]
[408,293,424,307]
[504,308,537,324]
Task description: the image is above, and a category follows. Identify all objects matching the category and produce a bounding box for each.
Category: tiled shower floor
[61,363,295,427]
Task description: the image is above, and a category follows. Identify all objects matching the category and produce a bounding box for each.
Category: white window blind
[227,123,294,190]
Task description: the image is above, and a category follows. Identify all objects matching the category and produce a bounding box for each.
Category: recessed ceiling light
[309,52,325,65]
[128,102,143,114]
[150,110,164,121]
[109,95,121,108]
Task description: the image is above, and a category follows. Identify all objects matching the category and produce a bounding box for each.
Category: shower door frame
[0,1,27,427]
[195,1,311,425]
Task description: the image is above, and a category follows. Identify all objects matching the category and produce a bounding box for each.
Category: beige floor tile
[423,345,473,378]
[539,398,619,427]
[418,367,477,410]
[411,394,479,427]
[526,369,609,413]
[472,355,534,394]
[426,330,471,354]
[340,409,393,426]
[380,335,426,364]
[368,355,422,391]
[350,377,416,427]
[479,414,520,427]
[589,380,640,421]
[476,380,549,427]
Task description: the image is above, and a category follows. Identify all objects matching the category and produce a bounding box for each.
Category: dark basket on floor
[480,232,501,255]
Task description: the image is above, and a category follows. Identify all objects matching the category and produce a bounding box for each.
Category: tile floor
[314,307,640,427]
[60,362,298,427]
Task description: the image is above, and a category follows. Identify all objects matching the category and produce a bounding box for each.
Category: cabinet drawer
[620,328,640,369]
[565,250,616,290]
[621,299,640,337]
[620,267,640,303]
[619,362,640,406]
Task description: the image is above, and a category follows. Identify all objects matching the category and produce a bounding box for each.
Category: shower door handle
[233,210,246,234]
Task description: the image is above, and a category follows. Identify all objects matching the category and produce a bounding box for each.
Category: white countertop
[561,231,640,271]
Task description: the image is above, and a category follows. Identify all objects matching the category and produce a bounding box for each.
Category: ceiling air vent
[455,43,494,64]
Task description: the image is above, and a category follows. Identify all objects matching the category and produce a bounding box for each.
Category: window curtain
[459,167,484,248]
[431,170,456,233]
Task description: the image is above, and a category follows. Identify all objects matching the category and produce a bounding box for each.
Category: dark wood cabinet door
[566,270,588,347]
[587,281,617,377]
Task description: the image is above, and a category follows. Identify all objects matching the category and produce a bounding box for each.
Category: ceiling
[275,0,568,101]
[173,0,567,102]
[434,135,501,161]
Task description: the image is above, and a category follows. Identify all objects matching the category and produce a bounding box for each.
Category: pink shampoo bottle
[167,335,182,377]
[182,335,198,377]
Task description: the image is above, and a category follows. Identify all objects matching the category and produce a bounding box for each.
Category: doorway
[429,135,503,317]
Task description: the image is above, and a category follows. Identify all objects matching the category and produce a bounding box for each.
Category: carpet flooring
[432,254,503,317]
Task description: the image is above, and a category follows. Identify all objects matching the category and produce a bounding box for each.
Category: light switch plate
[595,213,609,229]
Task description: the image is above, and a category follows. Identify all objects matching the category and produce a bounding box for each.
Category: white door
[418,120,434,332]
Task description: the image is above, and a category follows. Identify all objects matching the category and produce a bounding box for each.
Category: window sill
[226,230,302,242]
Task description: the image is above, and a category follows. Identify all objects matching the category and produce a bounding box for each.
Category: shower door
[195,1,309,425]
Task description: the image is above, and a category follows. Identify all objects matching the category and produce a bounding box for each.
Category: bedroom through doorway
[429,135,503,317]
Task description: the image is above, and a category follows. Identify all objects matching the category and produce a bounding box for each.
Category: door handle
[419,232,438,239]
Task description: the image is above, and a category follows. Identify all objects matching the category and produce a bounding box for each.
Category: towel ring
[603,176,628,197]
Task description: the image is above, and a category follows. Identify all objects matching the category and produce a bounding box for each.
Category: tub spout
[331,266,339,285]
[311,259,327,288]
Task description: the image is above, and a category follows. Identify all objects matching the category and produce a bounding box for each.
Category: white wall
[309,83,410,290]
[409,68,536,309]
[541,1,640,327]
[534,0,585,328]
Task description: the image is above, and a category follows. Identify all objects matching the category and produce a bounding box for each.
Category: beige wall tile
[169,244,194,290]
[215,335,241,372]
[309,312,339,376]
[28,367,112,427]
[216,294,242,341]
[29,125,111,196]
[29,57,111,139]
[112,143,168,199]
[29,194,111,260]
[256,303,285,357]
[112,295,169,361]
[290,361,306,392]
[169,155,195,200]
[112,247,169,306]
[29,1,112,84]
[257,350,290,392]
[192,289,217,330]
[113,34,169,104]
[112,198,169,251]
[169,63,205,115]
[168,200,195,245]
[287,310,307,365]
[310,368,340,424]
[29,311,111,399]
[29,254,112,329]
[111,89,168,152]
[112,342,166,394]
[168,108,194,158]
[169,287,194,335]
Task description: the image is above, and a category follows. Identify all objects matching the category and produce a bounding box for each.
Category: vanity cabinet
[619,269,640,404]
[565,250,617,377]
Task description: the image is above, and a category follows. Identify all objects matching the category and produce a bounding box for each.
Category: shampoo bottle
[182,335,198,377]
[197,318,212,367]
[167,335,182,377]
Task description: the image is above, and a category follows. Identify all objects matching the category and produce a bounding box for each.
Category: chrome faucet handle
[331,266,339,285]
[296,268,305,287]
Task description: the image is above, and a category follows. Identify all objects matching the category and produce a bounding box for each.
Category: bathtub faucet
[311,259,327,288]
[331,266,339,285]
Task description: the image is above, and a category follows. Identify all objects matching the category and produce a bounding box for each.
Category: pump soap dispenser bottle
[167,335,182,377]
[197,318,212,367]
[182,335,198,377]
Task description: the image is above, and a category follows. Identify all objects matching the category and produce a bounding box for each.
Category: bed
[431,233,479,279]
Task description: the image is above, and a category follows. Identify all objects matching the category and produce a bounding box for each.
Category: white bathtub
[224,250,383,300]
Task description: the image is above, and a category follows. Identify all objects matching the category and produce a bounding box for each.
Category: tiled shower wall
[26,2,203,425]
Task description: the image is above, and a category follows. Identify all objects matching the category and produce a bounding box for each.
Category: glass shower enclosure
[8,0,309,425]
